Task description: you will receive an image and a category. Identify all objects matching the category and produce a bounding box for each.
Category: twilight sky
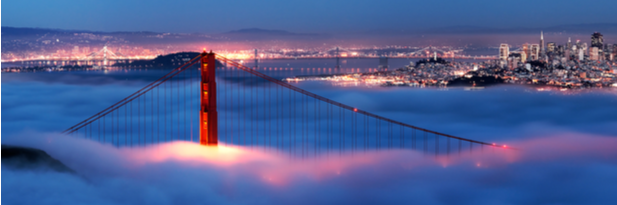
[3,0,617,33]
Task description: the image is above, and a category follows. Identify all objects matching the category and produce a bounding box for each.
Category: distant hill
[1,27,219,54]
[2,27,74,36]
[2,144,75,173]
[221,28,328,40]
[115,52,223,67]
[425,23,617,34]
[225,28,325,36]
[1,26,159,36]
[226,28,302,35]
[360,23,617,35]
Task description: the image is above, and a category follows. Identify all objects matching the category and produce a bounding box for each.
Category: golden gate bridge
[62,50,508,156]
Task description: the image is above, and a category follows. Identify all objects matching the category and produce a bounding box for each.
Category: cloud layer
[3,64,617,204]
[3,132,617,205]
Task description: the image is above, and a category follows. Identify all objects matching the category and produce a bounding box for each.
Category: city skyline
[3,27,615,62]
[3,1,617,205]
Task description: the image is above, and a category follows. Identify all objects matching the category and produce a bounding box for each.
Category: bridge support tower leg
[200,51,218,145]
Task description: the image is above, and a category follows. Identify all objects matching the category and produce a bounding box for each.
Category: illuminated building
[589,47,599,60]
[508,53,521,68]
[565,39,571,59]
[530,44,540,60]
[581,43,588,51]
[612,44,617,61]
[499,44,510,60]
[547,42,556,53]
[522,43,530,58]
[590,32,605,61]
[540,31,545,56]
[591,32,604,49]
[604,44,612,61]
[578,49,585,61]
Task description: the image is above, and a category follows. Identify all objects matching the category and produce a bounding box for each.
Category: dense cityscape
[288,32,617,89]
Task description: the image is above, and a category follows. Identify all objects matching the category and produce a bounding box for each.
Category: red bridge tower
[200,51,218,145]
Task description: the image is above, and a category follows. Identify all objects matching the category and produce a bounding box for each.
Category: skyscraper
[530,44,540,61]
[589,47,599,60]
[565,47,571,60]
[540,31,545,56]
[591,32,604,48]
[547,42,556,53]
[578,49,585,61]
[609,44,615,61]
[522,43,530,58]
[499,44,510,60]
[591,32,604,60]
[604,44,612,61]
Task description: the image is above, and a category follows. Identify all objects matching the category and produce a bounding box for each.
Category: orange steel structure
[200,51,218,145]
[62,51,511,151]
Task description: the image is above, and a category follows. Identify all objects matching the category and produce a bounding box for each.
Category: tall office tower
[591,32,604,60]
[613,44,617,60]
[520,50,528,62]
[604,44,611,61]
[566,37,572,50]
[522,43,530,58]
[508,53,522,68]
[565,48,571,60]
[540,31,545,56]
[499,44,510,60]
[591,32,604,48]
[530,44,540,61]
[547,42,556,53]
[579,49,585,61]
[557,45,565,56]
[589,47,599,60]
[609,45,615,61]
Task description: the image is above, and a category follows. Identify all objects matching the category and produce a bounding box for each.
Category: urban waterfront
[4,0,617,204]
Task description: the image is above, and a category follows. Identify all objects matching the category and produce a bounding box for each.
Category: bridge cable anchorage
[63,56,201,134]
[214,55,512,149]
